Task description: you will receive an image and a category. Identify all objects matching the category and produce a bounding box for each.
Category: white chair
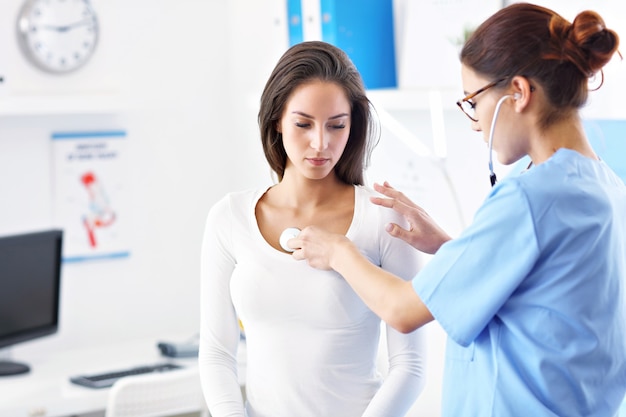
[105,367,209,417]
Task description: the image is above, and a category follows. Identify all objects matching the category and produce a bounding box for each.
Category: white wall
[0,0,276,354]
[1,1,624,417]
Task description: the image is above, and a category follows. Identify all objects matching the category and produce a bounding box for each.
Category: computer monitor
[0,229,63,376]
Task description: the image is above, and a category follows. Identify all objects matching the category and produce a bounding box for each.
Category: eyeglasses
[456,78,506,122]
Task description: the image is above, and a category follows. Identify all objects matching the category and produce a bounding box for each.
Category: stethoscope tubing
[488,94,516,187]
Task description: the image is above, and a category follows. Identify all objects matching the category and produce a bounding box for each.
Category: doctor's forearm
[330,239,433,333]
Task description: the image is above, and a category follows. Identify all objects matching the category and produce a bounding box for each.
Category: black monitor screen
[0,230,63,355]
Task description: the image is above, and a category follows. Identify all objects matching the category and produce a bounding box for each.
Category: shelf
[0,94,124,116]
[366,87,462,111]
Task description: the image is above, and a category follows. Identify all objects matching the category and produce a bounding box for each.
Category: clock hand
[40,19,94,33]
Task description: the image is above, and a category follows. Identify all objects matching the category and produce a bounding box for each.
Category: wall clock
[16,0,99,74]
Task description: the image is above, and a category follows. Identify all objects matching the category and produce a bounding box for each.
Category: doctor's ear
[510,75,534,102]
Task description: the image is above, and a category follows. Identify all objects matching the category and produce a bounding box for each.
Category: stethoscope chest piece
[279,227,300,252]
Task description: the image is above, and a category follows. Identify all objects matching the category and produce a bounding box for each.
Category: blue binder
[287,0,397,90]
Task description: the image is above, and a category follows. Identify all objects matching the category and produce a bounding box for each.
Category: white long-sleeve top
[199,185,426,417]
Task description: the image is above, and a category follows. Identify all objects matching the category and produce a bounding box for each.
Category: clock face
[17,0,99,74]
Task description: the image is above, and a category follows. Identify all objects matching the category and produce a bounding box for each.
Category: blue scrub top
[413,149,626,416]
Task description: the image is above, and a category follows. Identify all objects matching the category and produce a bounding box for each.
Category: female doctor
[291,3,626,416]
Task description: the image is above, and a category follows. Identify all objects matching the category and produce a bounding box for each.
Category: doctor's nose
[471,120,482,132]
[310,129,329,151]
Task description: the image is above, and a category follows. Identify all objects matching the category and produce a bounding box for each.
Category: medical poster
[51,130,130,262]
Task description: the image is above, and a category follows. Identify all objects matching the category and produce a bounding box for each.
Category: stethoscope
[488,92,520,187]
[280,227,300,252]
[280,93,523,249]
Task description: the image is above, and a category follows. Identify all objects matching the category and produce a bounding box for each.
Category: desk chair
[105,367,209,417]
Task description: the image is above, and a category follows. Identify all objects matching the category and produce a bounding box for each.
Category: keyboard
[70,363,183,389]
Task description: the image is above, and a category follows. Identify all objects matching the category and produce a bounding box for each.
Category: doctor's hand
[289,226,354,271]
[371,181,452,254]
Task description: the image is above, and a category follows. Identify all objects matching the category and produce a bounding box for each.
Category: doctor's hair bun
[546,10,620,77]
[460,2,621,126]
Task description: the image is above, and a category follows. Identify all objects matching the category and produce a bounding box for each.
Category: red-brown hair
[461,3,620,127]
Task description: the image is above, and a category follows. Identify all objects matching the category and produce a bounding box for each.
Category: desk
[0,336,203,417]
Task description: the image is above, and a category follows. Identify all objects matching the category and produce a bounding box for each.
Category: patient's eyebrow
[291,111,349,119]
